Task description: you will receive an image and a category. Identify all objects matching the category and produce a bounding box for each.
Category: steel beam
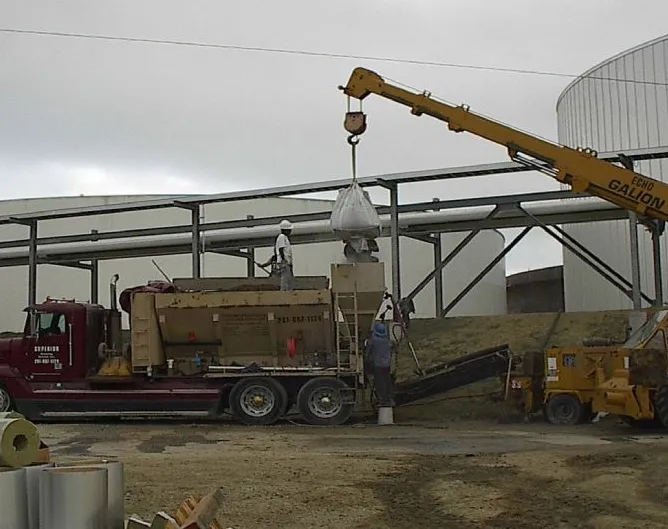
[517,207,654,305]
[0,189,626,250]
[433,234,443,317]
[404,206,505,302]
[618,154,643,309]
[629,213,643,309]
[191,205,201,279]
[442,227,532,317]
[548,222,650,301]
[246,215,256,278]
[388,183,401,300]
[28,221,37,307]
[90,260,99,304]
[0,205,637,269]
[0,145,663,229]
[174,201,202,278]
[52,262,94,271]
[652,225,664,306]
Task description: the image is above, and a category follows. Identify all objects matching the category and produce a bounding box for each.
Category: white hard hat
[279,219,293,230]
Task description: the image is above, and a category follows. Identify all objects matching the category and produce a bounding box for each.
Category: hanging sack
[330,180,381,240]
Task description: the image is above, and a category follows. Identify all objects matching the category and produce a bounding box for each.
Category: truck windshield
[623,309,668,348]
[26,311,67,336]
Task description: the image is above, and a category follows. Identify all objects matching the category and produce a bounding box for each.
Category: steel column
[191,205,201,279]
[28,220,37,307]
[90,260,99,304]
[652,225,664,306]
[246,214,256,278]
[628,213,643,309]
[90,229,99,304]
[618,154,643,309]
[405,206,503,302]
[442,227,533,317]
[389,183,401,301]
[433,234,443,317]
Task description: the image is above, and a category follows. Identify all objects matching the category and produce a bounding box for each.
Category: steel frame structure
[1,145,667,316]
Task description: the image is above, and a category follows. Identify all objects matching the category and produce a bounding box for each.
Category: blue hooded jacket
[367,322,391,368]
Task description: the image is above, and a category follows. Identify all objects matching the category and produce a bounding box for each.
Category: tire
[229,377,288,426]
[297,378,353,426]
[545,394,584,426]
[0,385,11,413]
[654,383,668,428]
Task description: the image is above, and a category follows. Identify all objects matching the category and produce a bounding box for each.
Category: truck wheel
[653,383,668,428]
[0,386,11,413]
[229,377,288,426]
[297,378,353,426]
[545,394,583,425]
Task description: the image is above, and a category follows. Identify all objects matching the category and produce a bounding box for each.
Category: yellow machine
[508,309,668,426]
[339,67,668,427]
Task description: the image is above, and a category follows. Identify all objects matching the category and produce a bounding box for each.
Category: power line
[1,27,667,87]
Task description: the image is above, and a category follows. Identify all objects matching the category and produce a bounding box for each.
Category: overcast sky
[2,0,668,275]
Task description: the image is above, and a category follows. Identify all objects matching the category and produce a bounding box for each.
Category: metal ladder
[334,291,360,373]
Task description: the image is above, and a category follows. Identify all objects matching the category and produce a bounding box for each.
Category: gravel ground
[37,417,668,528]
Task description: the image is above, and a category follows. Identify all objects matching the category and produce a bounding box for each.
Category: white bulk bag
[330,180,381,240]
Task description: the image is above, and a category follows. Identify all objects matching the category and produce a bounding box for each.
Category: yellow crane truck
[339,67,668,428]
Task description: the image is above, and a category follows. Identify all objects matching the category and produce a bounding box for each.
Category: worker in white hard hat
[274,219,294,291]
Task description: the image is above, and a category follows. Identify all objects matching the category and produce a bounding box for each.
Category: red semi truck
[0,267,515,425]
[0,282,236,422]
[0,266,386,426]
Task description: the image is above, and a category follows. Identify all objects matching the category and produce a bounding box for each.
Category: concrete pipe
[56,458,124,529]
[24,462,55,529]
[39,467,108,529]
[0,417,40,467]
[0,467,28,529]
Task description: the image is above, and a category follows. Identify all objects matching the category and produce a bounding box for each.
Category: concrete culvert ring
[0,386,11,413]
[229,377,288,426]
[297,378,353,426]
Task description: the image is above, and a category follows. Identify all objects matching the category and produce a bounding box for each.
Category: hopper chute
[330,262,386,339]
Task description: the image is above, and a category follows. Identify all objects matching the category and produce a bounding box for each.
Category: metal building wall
[556,34,668,311]
[0,195,506,331]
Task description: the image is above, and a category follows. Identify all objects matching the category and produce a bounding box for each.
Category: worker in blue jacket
[365,322,394,407]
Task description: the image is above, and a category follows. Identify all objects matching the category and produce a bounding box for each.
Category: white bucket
[377,407,394,425]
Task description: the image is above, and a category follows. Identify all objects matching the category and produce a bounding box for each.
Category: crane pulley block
[344,111,367,136]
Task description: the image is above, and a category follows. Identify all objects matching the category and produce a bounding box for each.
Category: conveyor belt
[394,344,513,406]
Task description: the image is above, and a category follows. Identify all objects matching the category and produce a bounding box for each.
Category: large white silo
[556,34,668,312]
[0,194,506,331]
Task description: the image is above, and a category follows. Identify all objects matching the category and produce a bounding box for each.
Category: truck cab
[0,298,115,414]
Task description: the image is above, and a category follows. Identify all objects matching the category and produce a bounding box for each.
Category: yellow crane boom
[339,67,668,223]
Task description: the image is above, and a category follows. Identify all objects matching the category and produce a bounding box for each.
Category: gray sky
[2,0,668,275]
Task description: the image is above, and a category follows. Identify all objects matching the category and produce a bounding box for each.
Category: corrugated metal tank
[556,34,668,311]
[0,195,506,330]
